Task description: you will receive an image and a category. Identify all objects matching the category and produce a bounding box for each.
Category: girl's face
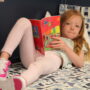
[61,15,82,39]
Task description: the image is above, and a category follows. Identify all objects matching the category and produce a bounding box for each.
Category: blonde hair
[61,9,90,62]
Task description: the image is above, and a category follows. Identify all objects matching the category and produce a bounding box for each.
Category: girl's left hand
[47,36,68,51]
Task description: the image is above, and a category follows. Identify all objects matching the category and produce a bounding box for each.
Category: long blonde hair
[61,9,90,62]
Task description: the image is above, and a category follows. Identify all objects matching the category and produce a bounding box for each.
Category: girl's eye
[65,22,70,25]
[76,25,81,28]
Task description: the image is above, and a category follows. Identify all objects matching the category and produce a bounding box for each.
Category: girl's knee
[17,17,32,27]
[45,51,62,69]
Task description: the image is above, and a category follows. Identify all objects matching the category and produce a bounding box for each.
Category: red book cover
[30,16,60,54]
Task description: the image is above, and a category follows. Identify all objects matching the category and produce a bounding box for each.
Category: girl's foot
[0,58,11,80]
[0,76,26,90]
[13,76,26,90]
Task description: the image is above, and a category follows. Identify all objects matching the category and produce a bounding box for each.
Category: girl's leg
[1,18,36,64]
[1,17,36,60]
[21,51,62,85]
[0,18,36,78]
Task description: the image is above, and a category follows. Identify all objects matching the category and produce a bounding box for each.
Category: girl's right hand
[47,36,69,51]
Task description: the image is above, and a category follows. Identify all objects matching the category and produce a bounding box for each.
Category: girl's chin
[66,36,75,39]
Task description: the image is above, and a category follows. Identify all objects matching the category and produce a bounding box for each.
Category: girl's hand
[47,36,68,51]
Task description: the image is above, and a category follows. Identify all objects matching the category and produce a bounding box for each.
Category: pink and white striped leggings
[1,18,62,85]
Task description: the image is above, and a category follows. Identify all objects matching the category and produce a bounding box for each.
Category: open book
[30,16,60,54]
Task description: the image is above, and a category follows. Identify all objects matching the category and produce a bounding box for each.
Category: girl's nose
[71,25,74,30]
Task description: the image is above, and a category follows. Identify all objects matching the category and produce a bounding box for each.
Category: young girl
[0,9,89,90]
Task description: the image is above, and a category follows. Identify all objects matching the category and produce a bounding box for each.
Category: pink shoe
[0,76,26,90]
[13,76,26,90]
[0,58,11,80]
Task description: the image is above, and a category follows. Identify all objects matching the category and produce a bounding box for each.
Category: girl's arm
[64,46,84,67]
[47,36,84,68]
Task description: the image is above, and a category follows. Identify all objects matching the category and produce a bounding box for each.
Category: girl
[0,9,89,90]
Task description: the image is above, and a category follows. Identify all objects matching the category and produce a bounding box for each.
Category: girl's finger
[50,41,60,44]
[51,36,61,41]
[48,44,62,48]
